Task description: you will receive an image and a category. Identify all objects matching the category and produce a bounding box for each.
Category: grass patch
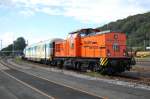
[84,71,116,79]
[84,71,105,78]
[135,57,150,62]
[15,57,22,63]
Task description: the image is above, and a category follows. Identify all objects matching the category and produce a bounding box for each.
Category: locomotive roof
[69,28,123,35]
[69,28,100,34]
[25,38,63,49]
[93,30,124,36]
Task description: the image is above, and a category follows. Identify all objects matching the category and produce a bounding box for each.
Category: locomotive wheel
[131,57,136,65]
[91,63,100,72]
[76,62,81,71]
[99,67,115,75]
[58,61,64,69]
[74,62,78,70]
[107,67,115,75]
[99,67,107,75]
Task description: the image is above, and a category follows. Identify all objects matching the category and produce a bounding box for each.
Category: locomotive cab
[66,28,100,57]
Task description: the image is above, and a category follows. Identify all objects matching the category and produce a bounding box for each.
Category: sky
[0,0,150,49]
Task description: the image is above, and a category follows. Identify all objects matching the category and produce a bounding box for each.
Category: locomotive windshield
[113,43,120,51]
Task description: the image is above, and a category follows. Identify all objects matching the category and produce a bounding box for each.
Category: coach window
[42,45,45,51]
[35,46,37,52]
[46,44,48,49]
[49,43,52,48]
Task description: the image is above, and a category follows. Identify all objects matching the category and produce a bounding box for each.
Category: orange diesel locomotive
[53,28,134,74]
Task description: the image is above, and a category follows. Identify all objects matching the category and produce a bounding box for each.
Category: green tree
[97,11,150,50]
[1,37,26,56]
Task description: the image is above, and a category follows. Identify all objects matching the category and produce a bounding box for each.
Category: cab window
[113,43,119,51]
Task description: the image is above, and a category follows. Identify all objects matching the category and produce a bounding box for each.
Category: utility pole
[144,32,146,51]
[130,38,133,54]
[0,40,2,56]
[144,40,146,51]
[0,40,2,51]
[12,41,15,56]
[26,40,28,46]
[149,33,150,47]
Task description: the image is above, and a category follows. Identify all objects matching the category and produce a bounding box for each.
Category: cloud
[0,31,57,49]
[36,7,63,16]
[0,32,14,49]
[0,0,150,23]
[22,32,58,46]
[19,9,34,17]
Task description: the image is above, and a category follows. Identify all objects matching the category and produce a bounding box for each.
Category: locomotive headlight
[107,49,111,56]
[123,49,126,56]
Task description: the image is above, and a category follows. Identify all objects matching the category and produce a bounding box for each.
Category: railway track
[1,57,150,99]
[112,74,150,86]
[0,58,103,99]
[12,58,150,86]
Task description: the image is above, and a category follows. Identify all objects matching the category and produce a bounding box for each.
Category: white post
[0,40,2,50]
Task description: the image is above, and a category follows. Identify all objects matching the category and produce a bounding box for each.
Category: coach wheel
[51,61,57,66]
[44,59,48,65]
[59,61,64,69]
[50,61,53,66]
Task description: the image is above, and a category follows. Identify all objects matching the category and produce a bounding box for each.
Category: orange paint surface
[54,31,126,58]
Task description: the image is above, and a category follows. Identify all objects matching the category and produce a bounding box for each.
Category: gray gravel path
[0,71,50,99]
[7,59,150,99]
